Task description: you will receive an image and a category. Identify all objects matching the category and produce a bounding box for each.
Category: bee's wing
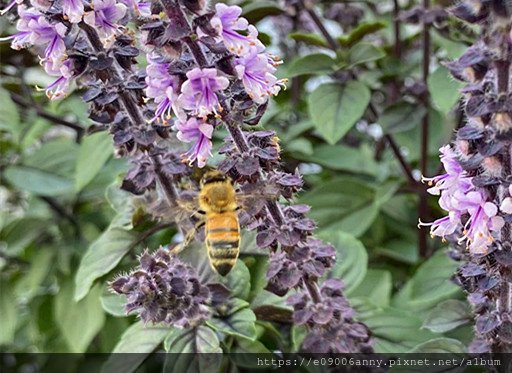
[150,190,201,227]
[236,181,280,215]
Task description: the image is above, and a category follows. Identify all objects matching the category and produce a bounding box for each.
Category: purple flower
[5,6,68,73]
[45,58,74,100]
[422,145,472,195]
[457,191,504,254]
[208,3,263,56]
[145,53,180,123]
[84,0,126,38]
[118,0,151,17]
[234,47,285,104]
[62,0,84,23]
[176,117,214,168]
[178,68,229,118]
[9,6,67,57]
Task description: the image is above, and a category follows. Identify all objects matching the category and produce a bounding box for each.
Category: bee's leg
[171,220,205,255]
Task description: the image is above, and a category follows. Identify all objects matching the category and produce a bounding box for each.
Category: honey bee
[196,170,240,276]
[171,170,276,276]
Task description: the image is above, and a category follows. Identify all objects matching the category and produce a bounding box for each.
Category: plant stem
[418,0,431,258]
[299,0,339,49]
[10,93,84,139]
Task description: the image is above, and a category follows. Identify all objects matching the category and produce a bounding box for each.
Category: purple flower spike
[178,67,229,118]
[209,3,263,56]
[176,117,214,168]
[84,0,126,38]
[62,0,84,23]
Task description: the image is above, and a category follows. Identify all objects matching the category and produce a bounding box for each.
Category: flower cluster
[218,121,372,353]
[425,0,512,353]
[111,248,210,326]
[420,145,504,254]
[142,2,285,167]
[3,0,373,353]
[287,279,372,353]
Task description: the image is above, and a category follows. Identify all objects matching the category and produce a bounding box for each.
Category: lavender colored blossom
[178,67,229,118]
[62,0,84,23]
[176,117,213,168]
[119,0,151,17]
[111,248,211,326]
[422,145,472,196]
[45,58,74,100]
[420,144,505,254]
[8,5,67,73]
[84,0,127,38]
[206,3,263,56]
[234,47,284,104]
[145,53,180,123]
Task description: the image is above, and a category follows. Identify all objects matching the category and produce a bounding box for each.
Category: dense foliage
[0,0,510,367]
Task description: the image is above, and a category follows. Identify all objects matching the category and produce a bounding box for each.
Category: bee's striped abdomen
[205,213,240,276]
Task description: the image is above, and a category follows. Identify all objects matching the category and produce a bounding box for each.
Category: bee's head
[200,170,231,187]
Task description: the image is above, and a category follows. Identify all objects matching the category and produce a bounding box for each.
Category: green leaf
[74,227,136,301]
[287,53,337,77]
[54,281,105,353]
[360,307,439,353]
[422,300,471,333]
[14,249,54,302]
[105,182,133,214]
[291,325,307,352]
[207,299,257,341]
[350,269,392,307]
[393,108,452,161]
[380,101,426,134]
[428,66,463,114]
[230,338,271,367]
[242,1,283,23]
[0,217,49,256]
[308,82,371,145]
[409,338,466,353]
[393,250,461,313]
[300,177,378,237]
[289,32,328,48]
[102,321,170,373]
[3,166,74,197]
[100,292,128,317]
[319,231,368,294]
[164,326,222,353]
[220,259,251,300]
[348,43,386,66]
[164,326,222,373]
[75,132,113,192]
[375,238,419,265]
[0,87,20,135]
[24,139,79,178]
[338,21,386,47]
[0,281,18,346]
[295,144,378,176]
